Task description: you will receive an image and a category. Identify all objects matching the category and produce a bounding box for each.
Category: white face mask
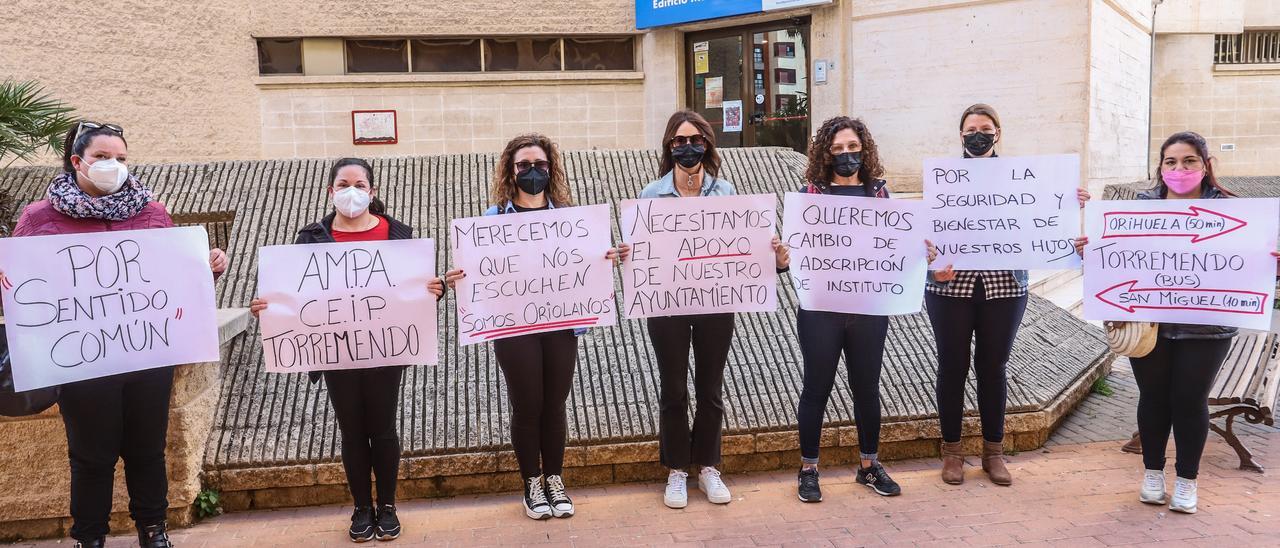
[333,186,371,218]
[82,157,128,194]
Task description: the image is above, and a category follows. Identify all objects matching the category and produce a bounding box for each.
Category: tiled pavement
[15,362,1280,547]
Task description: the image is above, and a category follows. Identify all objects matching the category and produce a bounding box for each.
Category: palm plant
[0,80,76,169]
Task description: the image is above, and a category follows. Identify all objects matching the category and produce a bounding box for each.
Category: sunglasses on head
[515,160,550,174]
[669,134,706,147]
[74,121,125,143]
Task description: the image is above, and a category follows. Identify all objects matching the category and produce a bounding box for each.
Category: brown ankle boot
[940,441,965,484]
[983,441,1012,486]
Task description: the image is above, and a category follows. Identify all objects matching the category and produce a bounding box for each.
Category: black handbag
[0,325,60,417]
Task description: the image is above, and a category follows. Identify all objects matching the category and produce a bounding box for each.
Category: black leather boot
[137,521,174,548]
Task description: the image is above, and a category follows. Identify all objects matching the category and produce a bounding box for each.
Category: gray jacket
[1136,183,1238,340]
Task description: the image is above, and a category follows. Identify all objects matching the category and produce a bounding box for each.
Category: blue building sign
[636,0,830,30]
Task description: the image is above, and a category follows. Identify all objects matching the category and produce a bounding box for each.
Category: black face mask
[672,144,706,169]
[831,152,862,178]
[515,166,550,195]
[963,132,997,157]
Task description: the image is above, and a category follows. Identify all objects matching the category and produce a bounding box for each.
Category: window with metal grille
[1214,31,1280,64]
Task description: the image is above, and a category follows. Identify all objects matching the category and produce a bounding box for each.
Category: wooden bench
[1209,331,1280,472]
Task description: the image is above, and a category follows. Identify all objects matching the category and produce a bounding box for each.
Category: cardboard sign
[1083,198,1279,330]
[783,192,929,315]
[924,154,1082,270]
[450,205,617,345]
[621,194,778,318]
[0,227,219,391]
[256,239,439,372]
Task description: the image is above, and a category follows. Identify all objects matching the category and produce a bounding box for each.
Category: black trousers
[1130,336,1232,479]
[323,366,405,507]
[60,366,175,541]
[493,329,579,479]
[795,309,889,461]
[647,313,735,469]
[925,280,1027,444]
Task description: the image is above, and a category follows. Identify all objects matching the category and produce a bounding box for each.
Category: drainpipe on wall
[1147,0,1164,179]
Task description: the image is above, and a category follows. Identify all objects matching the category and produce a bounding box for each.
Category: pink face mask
[1161,169,1204,195]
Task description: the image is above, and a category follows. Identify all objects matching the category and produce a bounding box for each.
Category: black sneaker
[523,476,553,520]
[349,506,377,542]
[544,474,575,518]
[856,463,902,497]
[73,538,106,548]
[375,504,401,541]
[137,522,173,548]
[797,468,822,502]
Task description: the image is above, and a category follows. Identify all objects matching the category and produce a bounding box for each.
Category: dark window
[346,39,409,73]
[563,37,635,70]
[257,38,303,75]
[775,68,796,85]
[485,38,561,71]
[411,38,482,72]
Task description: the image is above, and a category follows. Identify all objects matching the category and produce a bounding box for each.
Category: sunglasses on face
[515,160,550,174]
[74,121,125,142]
[669,134,706,147]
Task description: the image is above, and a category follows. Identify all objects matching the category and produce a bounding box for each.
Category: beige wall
[259,81,646,158]
[848,0,1094,192]
[0,0,260,165]
[1150,33,1280,177]
[1087,0,1154,195]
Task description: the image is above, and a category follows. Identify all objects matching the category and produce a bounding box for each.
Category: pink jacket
[12,200,221,281]
[14,200,175,237]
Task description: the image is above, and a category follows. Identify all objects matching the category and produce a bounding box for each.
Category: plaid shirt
[926,270,1027,300]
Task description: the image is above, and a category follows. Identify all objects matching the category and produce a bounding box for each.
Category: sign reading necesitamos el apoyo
[1082,198,1279,331]
[636,0,832,29]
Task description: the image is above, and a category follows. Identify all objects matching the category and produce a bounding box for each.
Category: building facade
[1,0,1275,193]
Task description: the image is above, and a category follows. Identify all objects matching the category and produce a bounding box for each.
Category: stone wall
[0,309,249,542]
[1086,0,1155,198]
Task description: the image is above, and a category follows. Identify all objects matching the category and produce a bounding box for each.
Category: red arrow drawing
[1095,280,1268,314]
[1101,206,1247,243]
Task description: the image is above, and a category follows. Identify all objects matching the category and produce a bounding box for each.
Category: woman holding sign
[635,111,789,509]
[4,122,228,548]
[249,158,444,542]
[1076,131,1280,514]
[926,104,1090,487]
[444,134,625,520]
[787,116,930,502]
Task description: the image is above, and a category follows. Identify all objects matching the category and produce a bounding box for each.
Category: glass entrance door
[686,20,810,153]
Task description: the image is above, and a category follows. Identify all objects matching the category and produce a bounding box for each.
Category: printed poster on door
[705,76,724,108]
[723,100,743,132]
[1082,198,1278,330]
[694,41,709,74]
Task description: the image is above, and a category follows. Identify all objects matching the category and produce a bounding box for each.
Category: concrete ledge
[204,351,1114,513]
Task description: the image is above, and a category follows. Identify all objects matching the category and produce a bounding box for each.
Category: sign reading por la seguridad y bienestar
[635,0,832,30]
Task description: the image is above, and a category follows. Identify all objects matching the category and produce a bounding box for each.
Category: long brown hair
[489,133,573,208]
[658,110,722,178]
[805,116,885,192]
[1154,131,1234,197]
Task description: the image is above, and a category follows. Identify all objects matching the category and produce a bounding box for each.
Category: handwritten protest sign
[1083,198,1278,330]
[256,239,438,372]
[782,193,928,315]
[621,194,778,318]
[0,227,219,391]
[924,154,1082,270]
[451,204,616,345]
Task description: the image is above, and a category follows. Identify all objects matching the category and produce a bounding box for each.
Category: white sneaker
[545,474,574,518]
[698,467,731,504]
[664,470,688,509]
[1170,476,1197,514]
[1139,469,1167,505]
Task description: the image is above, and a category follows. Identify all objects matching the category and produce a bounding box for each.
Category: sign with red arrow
[1083,198,1279,331]
[1101,205,1247,243]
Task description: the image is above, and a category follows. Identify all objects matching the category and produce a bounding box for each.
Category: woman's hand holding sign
[607,243,631,265]
[209,248,229,274]
[444,268,465,289]
[926,239,956,282]
[1074,236,1089,259]
[428,277,445,298]
[772,236,789,270]
[1077,188,1091,208]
